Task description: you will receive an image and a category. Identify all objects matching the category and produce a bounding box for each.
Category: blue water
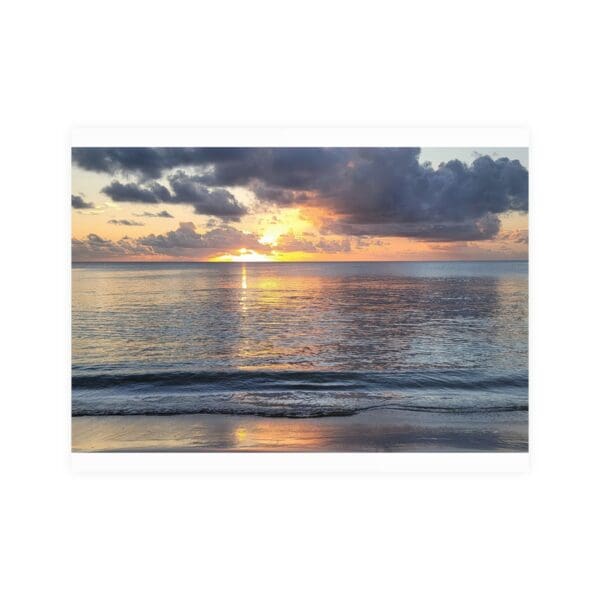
[72,261,528,419]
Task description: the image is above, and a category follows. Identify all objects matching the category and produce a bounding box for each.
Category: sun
[212,248,274,262]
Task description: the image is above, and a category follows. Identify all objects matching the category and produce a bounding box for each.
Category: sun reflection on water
[241,264,247,290]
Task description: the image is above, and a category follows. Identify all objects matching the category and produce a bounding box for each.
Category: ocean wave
[72,369,528,392]
[72,369,528,418]
[72,401,528,418]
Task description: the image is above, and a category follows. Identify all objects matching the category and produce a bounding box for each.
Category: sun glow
[259,231,279,245]
[255,207,314,246]
[212,248,274,262]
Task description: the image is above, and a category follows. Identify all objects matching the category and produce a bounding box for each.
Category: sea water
[72,261,528,425]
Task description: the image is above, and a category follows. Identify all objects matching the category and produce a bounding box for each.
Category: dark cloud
[207,148,348,189]
[309,151,527,241]
[75,147,528,242]
[101,172,247,220]
[107,219,145,226]
[167,171,247,219]
[72,148,251,180]
[321,213,502,242]
[101,181,170,204]
[71,194,94,209]
[251,184,311,206]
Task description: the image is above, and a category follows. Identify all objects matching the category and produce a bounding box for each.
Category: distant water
[72,261,528,420]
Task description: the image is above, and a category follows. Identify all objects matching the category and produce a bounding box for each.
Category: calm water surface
[72,261,528,421]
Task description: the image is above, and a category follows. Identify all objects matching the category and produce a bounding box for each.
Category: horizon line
[72,258,529,264]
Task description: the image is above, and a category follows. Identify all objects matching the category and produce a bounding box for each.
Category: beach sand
[72,409,527,452]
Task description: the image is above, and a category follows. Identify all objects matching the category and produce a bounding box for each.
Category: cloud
[498,228,529,244]
[101,181,171,204]
[321,213,502,242]
[307,151,527,241]
[423,239,528,260]
[72,233,155,261]
[167,171,247,219]
[252,184,311,206]
[107,219,145,226]
[316,238,351,253]
[275,232,319,253]
[75,148,528,241]
[208,149,528,241]
[71,194,94,209]
[355,237,386,249]
[275,231,352,253]
[133,210,174,218]
[72,148,250,180]
[101,172,248,220]
[137,222,269,258]
[73,222,270,261]
[425,241,495,258]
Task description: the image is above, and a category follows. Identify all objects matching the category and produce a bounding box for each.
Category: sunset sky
[72,147,528,261]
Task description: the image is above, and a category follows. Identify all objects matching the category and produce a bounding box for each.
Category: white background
[2,1,599,599]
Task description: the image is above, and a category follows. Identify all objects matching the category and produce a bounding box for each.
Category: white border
[70,128,529,474]
[71,452,529,474]
[71,127,529,148]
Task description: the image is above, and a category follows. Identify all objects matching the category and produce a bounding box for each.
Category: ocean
[72,261,528,451]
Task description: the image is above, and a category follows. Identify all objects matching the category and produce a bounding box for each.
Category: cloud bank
[72,222,269,261]
[73,147,528,242]
[72,234,155,261]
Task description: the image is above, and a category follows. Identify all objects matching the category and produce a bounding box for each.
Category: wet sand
[72,409,527,452]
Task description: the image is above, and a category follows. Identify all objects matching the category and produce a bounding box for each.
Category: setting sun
[212,248,274,262]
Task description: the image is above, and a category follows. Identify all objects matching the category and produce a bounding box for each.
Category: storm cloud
[75,147,528,241]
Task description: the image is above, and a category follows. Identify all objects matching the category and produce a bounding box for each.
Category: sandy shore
[72,409,527,452]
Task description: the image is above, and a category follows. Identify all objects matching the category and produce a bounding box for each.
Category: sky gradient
[71,147,528,261]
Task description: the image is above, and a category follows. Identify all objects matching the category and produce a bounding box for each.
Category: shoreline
[72,409,528,453]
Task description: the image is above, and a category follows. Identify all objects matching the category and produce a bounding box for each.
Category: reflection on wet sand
[72,411,527,453]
